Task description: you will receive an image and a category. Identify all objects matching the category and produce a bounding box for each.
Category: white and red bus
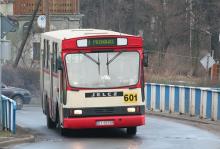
[40,29,146,136]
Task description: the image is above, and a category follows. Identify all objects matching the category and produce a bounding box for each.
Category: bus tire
[46,102,56,129]
[127,127,137,136]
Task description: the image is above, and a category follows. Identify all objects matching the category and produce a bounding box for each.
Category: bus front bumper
[63,115,145,129]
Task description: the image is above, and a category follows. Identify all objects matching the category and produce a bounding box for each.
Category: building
[13,0,82,32]
[13,0,80,15]
[5,0,83,67]
[0,0,14,15]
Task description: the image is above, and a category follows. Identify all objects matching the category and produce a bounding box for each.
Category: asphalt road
[7,106,220,149]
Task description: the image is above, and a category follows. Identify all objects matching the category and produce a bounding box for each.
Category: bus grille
[94,108,115,114]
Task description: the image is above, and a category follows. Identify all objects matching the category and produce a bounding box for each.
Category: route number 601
[124,93,138,103]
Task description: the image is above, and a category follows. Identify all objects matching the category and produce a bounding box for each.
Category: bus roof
[42,29,134,40]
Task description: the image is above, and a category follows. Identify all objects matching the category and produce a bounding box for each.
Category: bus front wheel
[127,127,137,136]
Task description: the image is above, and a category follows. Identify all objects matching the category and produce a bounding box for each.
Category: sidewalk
[0,125,34,147]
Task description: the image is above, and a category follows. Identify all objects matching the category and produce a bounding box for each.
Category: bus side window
[43,39,46,68]
[46,40,50,69]
[52,42,58,73]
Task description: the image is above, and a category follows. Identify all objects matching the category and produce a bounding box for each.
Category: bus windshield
[65,51,140,88]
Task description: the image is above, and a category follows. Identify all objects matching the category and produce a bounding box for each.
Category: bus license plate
[96,120,114,126]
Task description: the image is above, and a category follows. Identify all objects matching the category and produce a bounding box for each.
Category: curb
[0,125,35,147]
[0,135,35,147]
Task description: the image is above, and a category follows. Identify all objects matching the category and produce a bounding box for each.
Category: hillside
[80,0,220,86]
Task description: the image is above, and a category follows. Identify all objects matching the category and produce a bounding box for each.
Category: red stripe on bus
[63,115,145,129]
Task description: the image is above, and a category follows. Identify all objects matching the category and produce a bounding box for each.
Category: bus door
[49,56,55,119]
[58,67,65,125]
[57,55,65,125]
[45,40,52,115]
[41,41,45,113]
[51,43,59,121]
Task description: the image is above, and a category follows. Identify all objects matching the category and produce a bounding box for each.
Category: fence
[0,95,16,134]
[146,83,220,121]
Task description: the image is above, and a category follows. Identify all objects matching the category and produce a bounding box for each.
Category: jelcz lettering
[85,92,123,98]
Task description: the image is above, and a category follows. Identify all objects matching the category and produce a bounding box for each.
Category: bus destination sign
[88,38,117,47]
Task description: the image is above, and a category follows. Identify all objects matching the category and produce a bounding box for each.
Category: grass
[144,68,220,88]
[0,130,11,137]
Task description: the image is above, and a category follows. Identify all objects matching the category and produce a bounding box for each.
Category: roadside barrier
[0,95,16,133]
[146,83,220,121]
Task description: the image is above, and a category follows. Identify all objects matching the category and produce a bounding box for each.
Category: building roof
[42,29,132,40]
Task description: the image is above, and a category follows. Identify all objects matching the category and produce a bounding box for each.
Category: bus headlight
[127,107,136,113]
[74,110,82,115]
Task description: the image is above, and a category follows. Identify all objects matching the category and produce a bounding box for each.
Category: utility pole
[133,0,136,35]
[13,0,41,68]
[163,0,167,11]
[0,13,3,128]
[117,0,121,32]
[189,0,200,76]
[0,15,2,121]
[159,0,167,66]
[77,0,80,13]
[189,0,193,57]
[102,0,105,28]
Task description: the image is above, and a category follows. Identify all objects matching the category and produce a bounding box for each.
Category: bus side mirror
[143,53,148,67]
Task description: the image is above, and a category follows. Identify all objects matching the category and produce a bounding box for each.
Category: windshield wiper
[80,51,100,74]
[106,51,123,75]
[106,51,123,66]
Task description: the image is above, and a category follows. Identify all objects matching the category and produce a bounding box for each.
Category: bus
[40,29,146,136]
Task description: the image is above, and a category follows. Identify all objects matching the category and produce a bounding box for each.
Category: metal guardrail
[145,83,220,121]
[0,95,16,134]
